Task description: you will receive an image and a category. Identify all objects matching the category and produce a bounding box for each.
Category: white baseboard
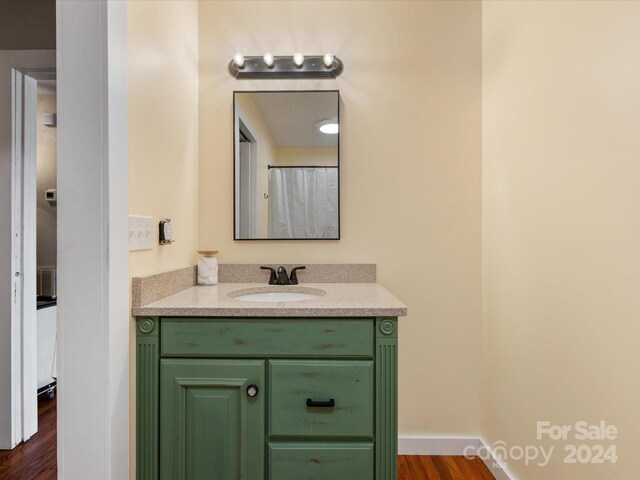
[398,436,481,456]
[398,436,516,480]
[478,437,517,480]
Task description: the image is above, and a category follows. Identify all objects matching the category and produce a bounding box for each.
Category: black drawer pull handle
[306,398,335,408]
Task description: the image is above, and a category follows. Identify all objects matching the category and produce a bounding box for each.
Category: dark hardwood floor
[0,397,494,479]
[399,455,495,480]
[0,395,57,480]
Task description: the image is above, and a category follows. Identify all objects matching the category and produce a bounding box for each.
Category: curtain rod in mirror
[268,165,339,169]
[229,53,343,79]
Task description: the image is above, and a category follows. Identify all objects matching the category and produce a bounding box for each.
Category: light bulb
[293,52,304,67]
[263,52,275,67]
[233,53,245,68]
[323,53,335,68]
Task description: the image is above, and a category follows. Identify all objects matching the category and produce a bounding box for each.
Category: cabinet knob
[246,384,259,398]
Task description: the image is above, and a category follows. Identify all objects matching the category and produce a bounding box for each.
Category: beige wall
[128,0,199,277]
[127,0,199,475]
[0,0,55,50]
[276,147,337,167]
[482,1,640,478]
[199,0,482,437]
[36,93,56,267]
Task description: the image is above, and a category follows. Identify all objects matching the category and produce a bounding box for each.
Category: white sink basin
[234,292,319,302]
[229,287,326,303]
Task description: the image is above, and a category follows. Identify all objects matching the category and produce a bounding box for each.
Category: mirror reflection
[234,91,339,240]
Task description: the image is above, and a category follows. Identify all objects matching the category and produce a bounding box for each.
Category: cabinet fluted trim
[375,317,398,480]
[137,317,159,480]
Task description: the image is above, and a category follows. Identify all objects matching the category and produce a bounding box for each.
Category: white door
[17,71,39,442]
[10,70,42,444]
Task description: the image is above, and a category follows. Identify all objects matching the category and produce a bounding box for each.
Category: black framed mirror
[233,90,340,240]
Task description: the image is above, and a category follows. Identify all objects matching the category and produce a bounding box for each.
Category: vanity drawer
[161,318,373,358]
[269,442,374,479]
[269,360,374,438]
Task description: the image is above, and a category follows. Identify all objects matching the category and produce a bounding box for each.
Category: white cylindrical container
[197,251,219,286]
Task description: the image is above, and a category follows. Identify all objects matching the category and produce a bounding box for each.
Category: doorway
[34,78,58,404]
[17,70,59,447]
[9,67,57,449]
[0,50,56,452]
[234,103,260,239]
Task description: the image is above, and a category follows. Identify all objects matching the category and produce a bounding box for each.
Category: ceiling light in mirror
[316,118,339,134]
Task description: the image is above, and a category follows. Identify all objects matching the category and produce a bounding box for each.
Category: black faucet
[260,265,306,285]
[260,266,277,284]
[275,266,290,285]
[289,266,306,285]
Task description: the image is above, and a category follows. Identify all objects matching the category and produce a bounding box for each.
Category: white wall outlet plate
[128,215,154,251]
[159,219,174,245]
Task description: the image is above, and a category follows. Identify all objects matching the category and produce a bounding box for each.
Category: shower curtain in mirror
[268,167,338,238]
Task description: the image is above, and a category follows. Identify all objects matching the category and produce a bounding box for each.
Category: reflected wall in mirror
[234,91,339,240]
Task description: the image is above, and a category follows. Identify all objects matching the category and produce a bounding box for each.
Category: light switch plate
[128,215,154,251]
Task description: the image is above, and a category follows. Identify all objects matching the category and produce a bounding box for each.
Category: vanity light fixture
[228,53,343,79]
[323,53,335,68]
[233,53,245,68]
[293,52,305,67]
[263,52,275,68]
[316,118,339,135]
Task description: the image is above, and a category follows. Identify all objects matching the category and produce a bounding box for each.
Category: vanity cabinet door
[160,359,265,480]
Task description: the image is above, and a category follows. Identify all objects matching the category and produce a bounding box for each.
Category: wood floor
[399,455,495,480]
[0,396,57,480]
[0,397,494,480]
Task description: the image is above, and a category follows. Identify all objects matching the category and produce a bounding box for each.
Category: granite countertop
[132,282,407,318]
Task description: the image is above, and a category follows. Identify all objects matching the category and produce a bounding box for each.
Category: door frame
[234,104,259,239]
[13,67,57,445]
[238,120,258,238]
[56,1,129,478]
[0,49,56,451]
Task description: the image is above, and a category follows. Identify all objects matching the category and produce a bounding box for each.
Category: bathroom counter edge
[132,282,407,318]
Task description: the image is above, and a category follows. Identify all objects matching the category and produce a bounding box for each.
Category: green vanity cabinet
[136,316,398,480]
